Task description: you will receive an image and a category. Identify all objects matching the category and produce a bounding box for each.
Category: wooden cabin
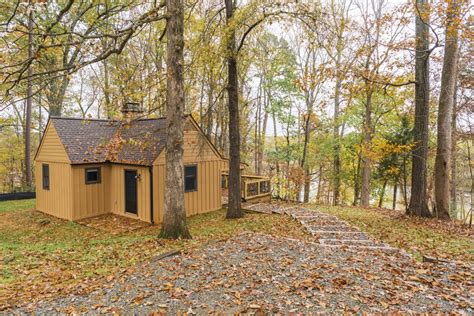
[34,115,223,223]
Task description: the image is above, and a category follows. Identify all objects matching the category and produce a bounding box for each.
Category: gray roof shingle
[51,117,168,165]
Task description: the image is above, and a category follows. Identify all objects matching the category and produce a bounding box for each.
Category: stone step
[319,238,374,244]
[319,243,399,252]
[299,218,347,225]
[309,231,370,240]
[291,214,340,221]
[304,225,360,232]
[251,204,403,255]
[319,239,386,248]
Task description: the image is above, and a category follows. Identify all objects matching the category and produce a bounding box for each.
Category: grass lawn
[310,204,473,262]
[0,199,306,310]
[0,199,35,214]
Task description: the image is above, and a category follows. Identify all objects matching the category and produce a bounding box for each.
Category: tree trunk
[206,77,215,138]
[103,59,112,119]
[24,0,33,190]
[467,143,474,226]
[402,156,409,210]
[286,114,291,201]
[332,54,342,206]
[303,165,311,203]
[360,89,373,207]
[378,179,388,208]
[352,155,361,206]
[254,96,259,174]
[47,74,69,117]
[272,111,280,198]
[257,85,268,176]
[353,153,361,206]
[408,0,432,217]
[316,165,323,204]
[392,182,397,210]
[301,108,312,203]
[225,0,243,219]
[38,96,43,143]
[450,83,458,213]
[160,0,191,239]
[434,0,460,220]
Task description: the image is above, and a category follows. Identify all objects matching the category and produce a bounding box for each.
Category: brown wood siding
[35,161,73,220]
[152,122,222,223]
[36,123,70,163]
[153,159,222,223]
[221,159,229,171]
[109,164,150,222]
[154,130,221,164]
[71,164,111,220]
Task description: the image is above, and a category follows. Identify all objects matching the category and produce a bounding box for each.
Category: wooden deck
[221,174,271,205]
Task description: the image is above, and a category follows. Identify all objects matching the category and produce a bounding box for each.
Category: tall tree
[293,35,324,203]
[450,81,458,213]
[160,0,191,239]
[24,0,33,189]
[408,0,432,217]
[357,0,387,207]
[225,0,244,219]
[328,0,353,206]
[434,0,461,220]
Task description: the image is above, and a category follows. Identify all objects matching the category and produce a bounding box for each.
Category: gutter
[149,166,154,224]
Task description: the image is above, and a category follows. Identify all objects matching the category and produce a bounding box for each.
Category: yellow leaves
[380,300,389,309]
[358,136,413,164]
[387,166,400,175]
[163,282,174,291]
[365,274,381,281]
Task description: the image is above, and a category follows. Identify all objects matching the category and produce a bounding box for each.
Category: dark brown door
[125,170,138,214]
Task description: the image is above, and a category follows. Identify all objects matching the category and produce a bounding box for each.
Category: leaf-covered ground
[2,200,473,313]
[309,204,473,262]
[15,231,473,313]
[0,199,305,310]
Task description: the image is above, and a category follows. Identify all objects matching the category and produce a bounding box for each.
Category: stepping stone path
[244,203,403,254]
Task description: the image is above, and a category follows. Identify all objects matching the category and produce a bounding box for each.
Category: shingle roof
[51,117,168,165]
[110,118,166,165]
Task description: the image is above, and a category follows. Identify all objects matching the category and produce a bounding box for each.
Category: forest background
[0,0,472,221]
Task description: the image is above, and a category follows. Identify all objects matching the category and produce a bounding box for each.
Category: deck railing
[222,173,271,201]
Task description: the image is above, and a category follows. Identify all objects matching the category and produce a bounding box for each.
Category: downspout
[149,166,154,224]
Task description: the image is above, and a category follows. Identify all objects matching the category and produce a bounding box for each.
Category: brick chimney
[121,101,143,119]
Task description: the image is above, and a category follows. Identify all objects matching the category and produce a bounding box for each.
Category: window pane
[85,168,101,184]
[87,170,98,182]
[184,166,197,192]
[42,164,49,189]
[185,177,196,191]
[185,166,197,177]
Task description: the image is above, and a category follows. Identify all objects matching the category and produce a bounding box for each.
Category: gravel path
[13,204,474,314]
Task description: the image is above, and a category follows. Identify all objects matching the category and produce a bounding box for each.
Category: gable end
[153,116,223,165]
[35,120,70,163]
